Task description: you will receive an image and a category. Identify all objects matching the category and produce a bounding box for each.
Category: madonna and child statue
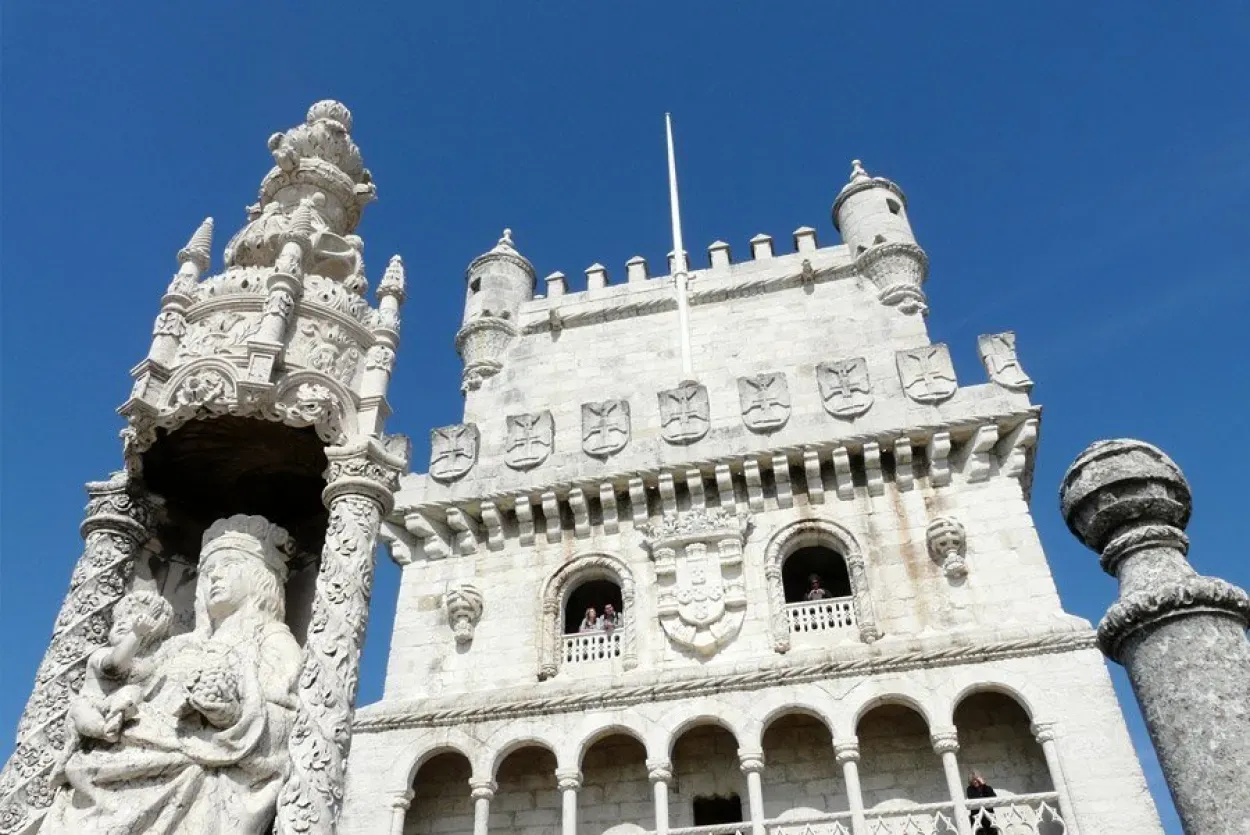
[40,515,302,835]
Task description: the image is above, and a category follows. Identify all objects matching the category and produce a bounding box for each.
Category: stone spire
[1060,439,1250,835]
[177,216,214,272]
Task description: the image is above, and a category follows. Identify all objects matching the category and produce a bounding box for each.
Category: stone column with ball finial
[1060,439,1250,835]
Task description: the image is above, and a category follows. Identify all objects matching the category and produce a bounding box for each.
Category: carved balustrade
[562,629,623,665]
[784,596,857,635]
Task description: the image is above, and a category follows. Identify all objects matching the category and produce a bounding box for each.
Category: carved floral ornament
[122,364,355,466]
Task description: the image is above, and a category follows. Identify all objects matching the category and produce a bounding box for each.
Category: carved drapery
[275,437,405,835]
[0,474,154,835]
[537,553,638,680]
[762,518,880,653]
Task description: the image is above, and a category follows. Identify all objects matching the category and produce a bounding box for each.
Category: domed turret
[832,160,928,315]
[455,229,536,393]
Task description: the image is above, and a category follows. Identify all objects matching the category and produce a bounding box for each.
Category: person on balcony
[578,607,601,632]
[805,574,832,601]
[966,771,999,834]
[601,603,621,633]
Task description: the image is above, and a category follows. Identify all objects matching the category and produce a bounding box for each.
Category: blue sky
[4,3,1250,831]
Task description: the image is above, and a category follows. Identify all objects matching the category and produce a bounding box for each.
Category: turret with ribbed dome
[832,159,929,315]
[455,228,536,395]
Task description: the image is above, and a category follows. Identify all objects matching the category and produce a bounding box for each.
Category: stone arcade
[0,100,1203,835]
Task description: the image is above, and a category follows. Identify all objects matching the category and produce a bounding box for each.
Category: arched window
[763,519,881,652]
[564,578,624,634]
[538,553,637,679]
[781,545,851,603]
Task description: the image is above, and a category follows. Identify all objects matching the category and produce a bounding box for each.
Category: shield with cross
[737,373,791,431]
[977,331,1033,392]
[816,357,874,419]
[896,344,958,404]
[429,423,480,482]
[581,399,631,458]
[657,381,710,444]
[505,411,554,470]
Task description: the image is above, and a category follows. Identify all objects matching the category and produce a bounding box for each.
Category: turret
[832,160,929,315]
[455,229,535,393]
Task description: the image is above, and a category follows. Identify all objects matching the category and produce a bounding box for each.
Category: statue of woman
[41,515,302,835]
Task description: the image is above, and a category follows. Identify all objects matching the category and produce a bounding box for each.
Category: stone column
[646,759,673,835]
[738,751,766,835]
[276,437,407,835]
[1061,439,1250,835]
[387,789,414,835]
[1031,722,1080,835]
[834,739,867,835]
[930,730,971,835]
[556,769,581,835]
[470,779,496,835]
[0,472,154,835]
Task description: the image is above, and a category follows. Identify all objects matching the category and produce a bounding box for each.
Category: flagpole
[666,113,695,380]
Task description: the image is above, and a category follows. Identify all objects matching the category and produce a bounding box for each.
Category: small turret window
[873,234,887,245]
[469,277,482,294]
[887,198,902,215]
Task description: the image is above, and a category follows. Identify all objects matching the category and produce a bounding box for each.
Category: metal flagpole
[666,113,695,381]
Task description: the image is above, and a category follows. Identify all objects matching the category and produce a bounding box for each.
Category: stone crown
[201,514,296,583]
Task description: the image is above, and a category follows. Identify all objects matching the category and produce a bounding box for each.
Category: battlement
[537,226,840,302]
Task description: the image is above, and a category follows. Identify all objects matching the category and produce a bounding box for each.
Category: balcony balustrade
[784,596,856,634]
[562,629,622,664]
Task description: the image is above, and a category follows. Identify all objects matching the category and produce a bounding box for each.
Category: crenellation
[585,263,609,292]
[793,226,818,253]
[750,232,775,260]
[708,239,732,270]
[625,255,648,283]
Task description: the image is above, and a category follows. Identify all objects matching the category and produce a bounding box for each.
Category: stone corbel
[996,417,1039,480]
[445,582,484,644]
[403,509,452,561]
[926,516,968,579]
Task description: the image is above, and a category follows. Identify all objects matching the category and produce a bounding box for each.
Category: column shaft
[739,753,766,835]
[1033,727,1080,835]
[470,780,496,835]
[0,474,153,835]
[275,439,404,835]
[561,787,578,835]
[835,742,866,835]
[647,760,672,835]
[938,750,971,835]
[388,790,413,835]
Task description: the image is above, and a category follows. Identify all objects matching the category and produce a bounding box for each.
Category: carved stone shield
[737,373,790,431]
[505,411,554,470]
[896,344,958,404]
[581,399,631,458]
[817,358,873,419]
[977,331,1033,392]
[658,382,710,444]
[429,423,479,482]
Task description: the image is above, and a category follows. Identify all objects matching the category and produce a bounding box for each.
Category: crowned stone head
[200,514,295,584]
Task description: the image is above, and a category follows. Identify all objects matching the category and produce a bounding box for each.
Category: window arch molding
[762,518,881,652]
[538,552,638,679]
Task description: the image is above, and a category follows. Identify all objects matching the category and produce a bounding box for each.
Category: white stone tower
[341,159,1165,835]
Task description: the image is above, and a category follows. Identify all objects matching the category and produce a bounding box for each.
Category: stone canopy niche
[0,100,409,835]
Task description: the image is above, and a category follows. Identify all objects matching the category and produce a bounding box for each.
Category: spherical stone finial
[850,159,869,182]
[1060,439,1192,555]
[306,99,353,132]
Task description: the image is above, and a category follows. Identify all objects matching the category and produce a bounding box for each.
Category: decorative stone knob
[1060,439,1191,563]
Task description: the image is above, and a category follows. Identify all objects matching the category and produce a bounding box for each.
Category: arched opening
[564,579,624,633]
[492,744,559,833]
[955,691,1058,831]
[761,712,844,820]
[404,751,473,835]
[781,545,855,636]
[782,546,851,602]
[671,724,744,829]
[856,703,945,810]
[580,733,649,834]
[141,416,330,642]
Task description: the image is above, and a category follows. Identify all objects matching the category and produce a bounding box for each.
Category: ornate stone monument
[1060,439,1250,835]
[0,100,408,835]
